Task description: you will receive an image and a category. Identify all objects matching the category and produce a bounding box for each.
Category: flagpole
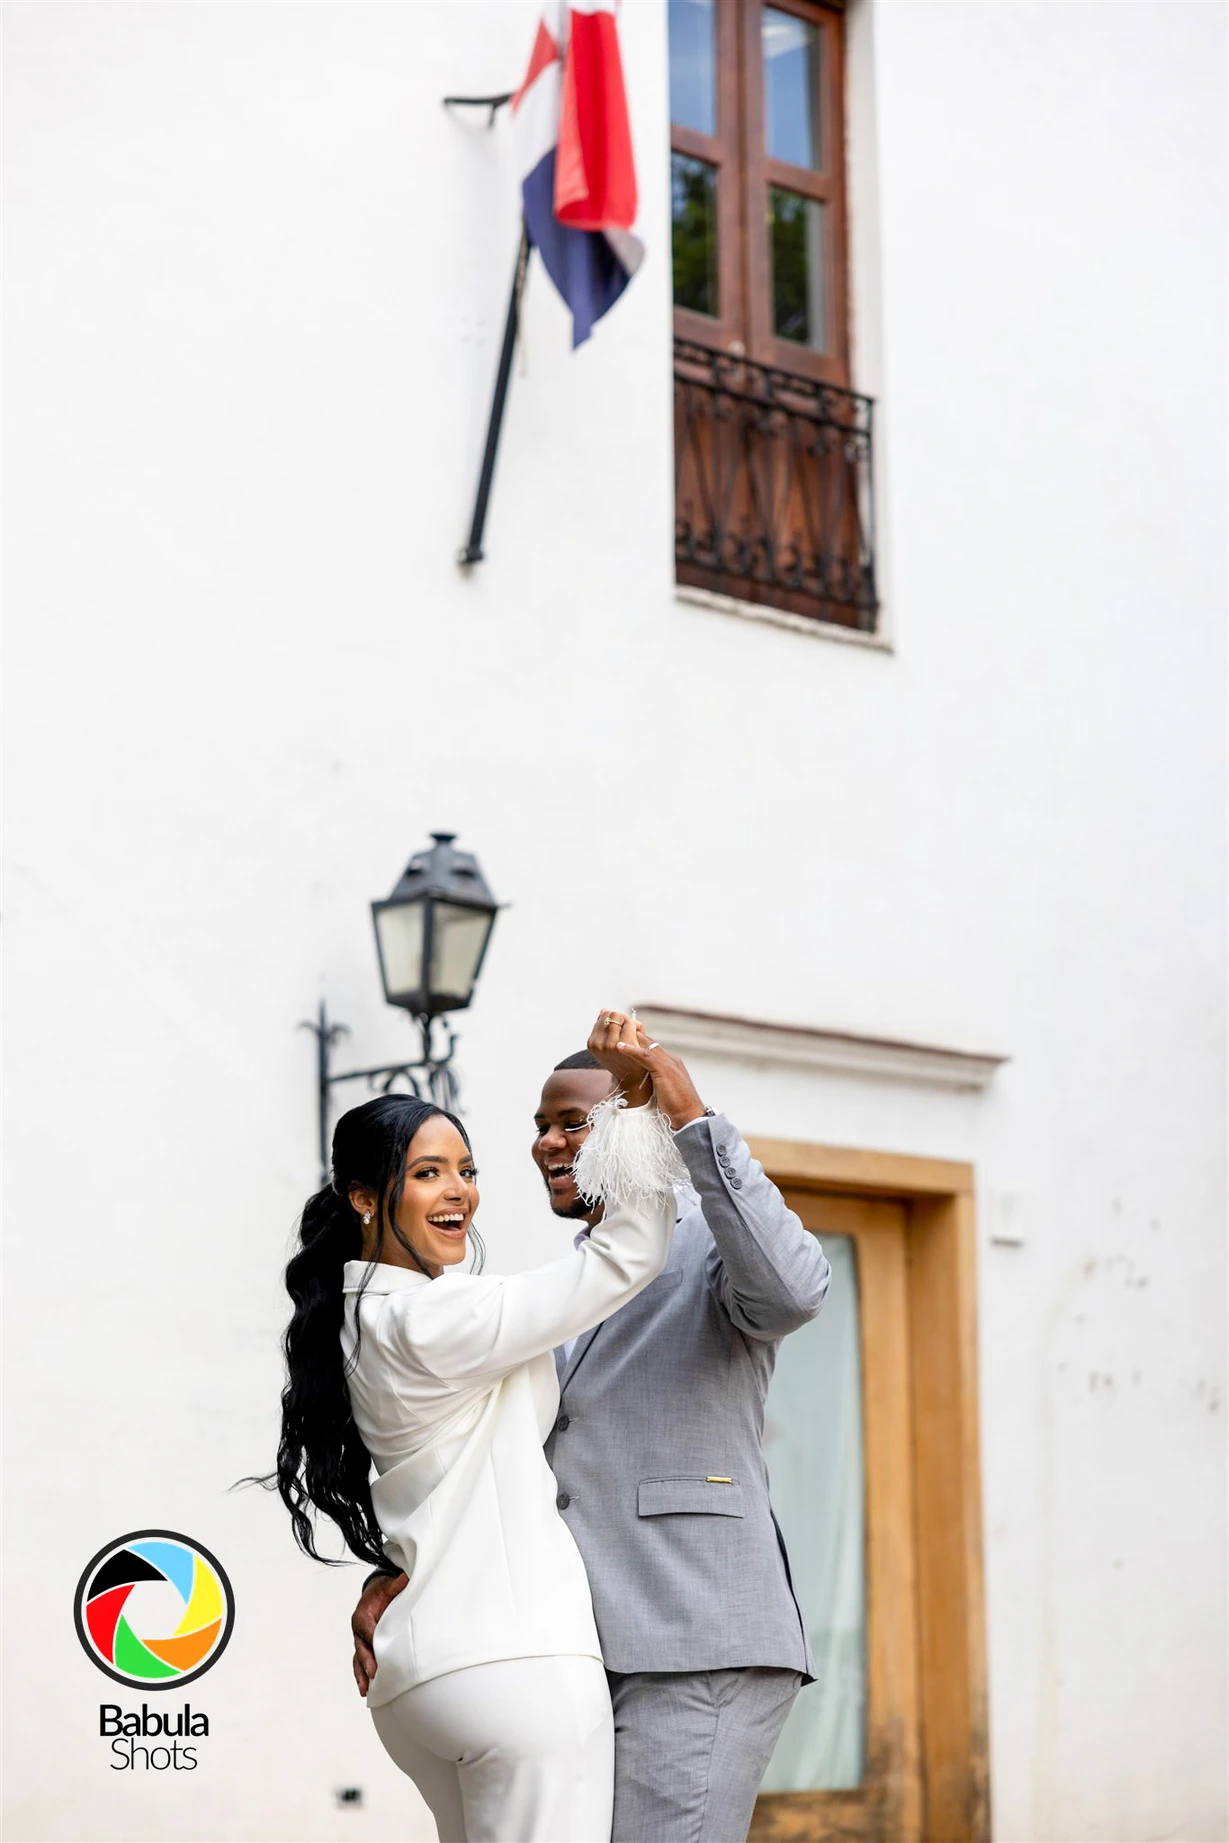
[458,225,530,567]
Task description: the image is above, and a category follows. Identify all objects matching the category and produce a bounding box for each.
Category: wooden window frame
[671,0,851,386]
[745,1139,992,1843]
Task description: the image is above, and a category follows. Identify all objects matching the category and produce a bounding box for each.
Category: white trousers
[371,1655,614,1843]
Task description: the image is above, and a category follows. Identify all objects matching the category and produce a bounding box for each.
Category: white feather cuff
[572,1093,688,1206]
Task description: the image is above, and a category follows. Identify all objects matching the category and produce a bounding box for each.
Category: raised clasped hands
[587,1010,708,1130]
[587,1010,653,1106]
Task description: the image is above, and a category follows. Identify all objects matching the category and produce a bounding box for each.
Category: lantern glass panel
[429,903,493,1003]
[374,900,426,1004]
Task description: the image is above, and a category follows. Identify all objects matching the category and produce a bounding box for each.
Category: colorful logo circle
[73,1530,234,1690]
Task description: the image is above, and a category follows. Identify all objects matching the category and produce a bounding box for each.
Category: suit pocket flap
[637,1478,745,1518]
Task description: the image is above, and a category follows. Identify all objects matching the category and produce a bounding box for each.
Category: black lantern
[371,833,499,1019]
[302,832,500,1182]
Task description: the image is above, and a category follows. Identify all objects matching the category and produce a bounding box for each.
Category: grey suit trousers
[606,1666,802,1843]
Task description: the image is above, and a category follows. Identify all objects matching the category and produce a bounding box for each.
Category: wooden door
[752,1192,923,1843]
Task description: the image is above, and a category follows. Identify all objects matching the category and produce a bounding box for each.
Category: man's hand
[587,1010,652,1106]
[351,1571,406,1697]
[613,1032,707,1130]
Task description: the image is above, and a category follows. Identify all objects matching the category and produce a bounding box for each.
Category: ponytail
[275,1182,388,1568]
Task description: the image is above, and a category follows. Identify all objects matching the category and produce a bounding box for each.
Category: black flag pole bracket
[444,88,523,569]
[443,92,514,127]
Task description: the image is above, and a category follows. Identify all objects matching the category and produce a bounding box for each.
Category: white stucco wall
[4,3,1225,1840]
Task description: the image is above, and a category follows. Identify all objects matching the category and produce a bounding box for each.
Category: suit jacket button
[729,1177,743,1189]
[556,1414,570,1432]
[556,1492,571,1510]
[716,1143,728,1155]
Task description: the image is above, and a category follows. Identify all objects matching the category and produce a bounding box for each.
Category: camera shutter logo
[74,1531,234,1689]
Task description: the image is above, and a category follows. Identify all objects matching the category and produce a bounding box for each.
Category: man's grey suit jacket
[545,1111,831,1678]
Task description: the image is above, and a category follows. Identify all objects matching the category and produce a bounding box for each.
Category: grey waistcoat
[545,1112,831,1679]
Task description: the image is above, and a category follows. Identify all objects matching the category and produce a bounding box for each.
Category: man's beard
[551,1192,592,1222]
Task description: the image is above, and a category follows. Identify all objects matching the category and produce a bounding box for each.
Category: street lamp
[303,833,500,1182]
[372,833,499,1030]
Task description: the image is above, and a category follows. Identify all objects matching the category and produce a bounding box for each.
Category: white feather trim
[572,1093,688,1206]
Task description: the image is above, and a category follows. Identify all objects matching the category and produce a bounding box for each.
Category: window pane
[669,0,717,135]
[762,6,823,170]
[429,903,493,1005]
[760,1235,867,1791]
[770,187,827,349]
[672,153,719,317]
[374,900,425,1004]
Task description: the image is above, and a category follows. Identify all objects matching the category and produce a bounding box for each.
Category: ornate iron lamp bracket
[300,1000,461,1187]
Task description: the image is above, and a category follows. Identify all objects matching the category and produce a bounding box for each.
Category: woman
[274,1010,681,1843]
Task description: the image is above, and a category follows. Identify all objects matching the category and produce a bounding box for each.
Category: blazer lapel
[560,1322,604,1393]
[553,1344,567,1385]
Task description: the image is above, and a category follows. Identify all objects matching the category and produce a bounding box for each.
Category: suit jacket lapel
[559,1210,682,1394]
[560,1322,603,1392]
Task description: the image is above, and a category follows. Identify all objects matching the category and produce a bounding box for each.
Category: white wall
[4,3,1224,1840]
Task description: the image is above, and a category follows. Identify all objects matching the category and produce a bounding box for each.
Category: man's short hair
[553,1050,604,1072]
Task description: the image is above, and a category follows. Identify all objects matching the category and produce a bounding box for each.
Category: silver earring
[363,1212,371,1226]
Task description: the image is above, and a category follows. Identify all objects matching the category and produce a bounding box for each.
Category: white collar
[341,1259,434,1295]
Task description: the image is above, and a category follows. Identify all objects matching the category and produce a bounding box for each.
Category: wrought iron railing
[674,338,878,630]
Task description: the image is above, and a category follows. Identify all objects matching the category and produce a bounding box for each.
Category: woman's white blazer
[341,1172,675,1707]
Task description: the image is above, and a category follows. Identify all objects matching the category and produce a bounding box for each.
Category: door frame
[747,1138,992,1843]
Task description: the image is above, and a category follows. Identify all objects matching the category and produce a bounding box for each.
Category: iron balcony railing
[674,337,878,631]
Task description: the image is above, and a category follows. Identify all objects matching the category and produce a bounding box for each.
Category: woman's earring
[363,1212,371,1226]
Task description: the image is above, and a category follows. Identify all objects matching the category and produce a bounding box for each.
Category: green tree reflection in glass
[672,153,719,317]
[770,187,827,350]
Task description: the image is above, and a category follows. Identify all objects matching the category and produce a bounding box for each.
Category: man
[352,1029,831,1842]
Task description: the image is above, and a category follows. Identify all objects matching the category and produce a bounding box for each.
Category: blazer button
[716,1143,728,1155]
[556,1492,571,1510]
[729,1177,743,1189]
[556,1414,570,1432]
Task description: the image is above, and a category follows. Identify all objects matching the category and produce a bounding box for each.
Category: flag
[511,1,644,347]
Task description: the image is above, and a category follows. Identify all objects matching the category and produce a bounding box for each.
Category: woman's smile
[425,1209,470,1236]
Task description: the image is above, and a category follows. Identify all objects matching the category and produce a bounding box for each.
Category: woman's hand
[587,1010,653,1107]
[351,1571,407,1696]
[613,1030,707,1130]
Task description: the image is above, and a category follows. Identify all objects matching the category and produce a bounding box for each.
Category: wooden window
[670,0,878,631]
[669,0,850,386]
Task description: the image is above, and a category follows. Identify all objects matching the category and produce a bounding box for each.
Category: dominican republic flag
[511,2,644,347]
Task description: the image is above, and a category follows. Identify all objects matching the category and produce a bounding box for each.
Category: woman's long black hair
[273,1092,478,1568]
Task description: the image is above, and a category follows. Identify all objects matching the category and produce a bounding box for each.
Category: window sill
[674,585,894,653]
